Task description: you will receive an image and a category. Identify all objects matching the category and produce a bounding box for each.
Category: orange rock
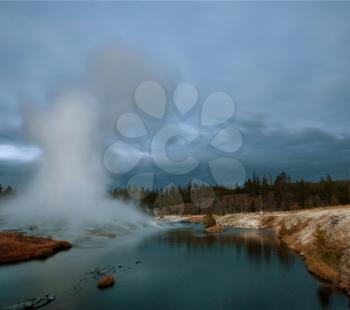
[97,275,115,288]
[205,225,223,233]
[186,216,203,223]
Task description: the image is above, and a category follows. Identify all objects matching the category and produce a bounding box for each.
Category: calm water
[0,224,348,309]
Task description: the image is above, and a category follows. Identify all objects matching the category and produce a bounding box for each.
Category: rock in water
[97,275,115,288]
[2,294,56,310]
[205,225,224,233]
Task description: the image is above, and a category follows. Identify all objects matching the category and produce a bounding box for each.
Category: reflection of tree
[317,285,332,309]
[240,231,295,268]
[275,243,295,268]
[316,284,346,309]
[145,227,296,269]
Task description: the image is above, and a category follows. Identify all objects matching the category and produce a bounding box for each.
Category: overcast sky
[1,2,350,187]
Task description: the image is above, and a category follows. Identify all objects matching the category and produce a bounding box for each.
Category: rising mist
[0,91,154,235]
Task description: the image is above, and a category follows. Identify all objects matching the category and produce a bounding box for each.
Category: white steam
[0,42,172,236]
[1,91,154,234]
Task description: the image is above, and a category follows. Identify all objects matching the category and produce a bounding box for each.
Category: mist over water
[0,43,174,237]
[0,91,155,236]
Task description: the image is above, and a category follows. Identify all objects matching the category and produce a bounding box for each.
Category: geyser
[1,91,154,235]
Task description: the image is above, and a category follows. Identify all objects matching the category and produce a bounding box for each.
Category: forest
[111,172,350,215]
[2,173,349,215]
[0,185,14,198]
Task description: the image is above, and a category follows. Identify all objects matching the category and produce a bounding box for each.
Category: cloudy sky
[1,1,350,187]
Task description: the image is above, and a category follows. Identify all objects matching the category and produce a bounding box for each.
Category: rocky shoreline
[161,206,350,297]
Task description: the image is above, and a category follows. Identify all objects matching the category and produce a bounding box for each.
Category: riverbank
[161,206,350,297]
[0,232,71,264]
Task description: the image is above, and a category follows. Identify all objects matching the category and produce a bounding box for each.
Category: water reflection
[149,226,296,268]
[1,225,348,310]
[317,284,349,309]
[141,225,348,309]
[318,285,333,308]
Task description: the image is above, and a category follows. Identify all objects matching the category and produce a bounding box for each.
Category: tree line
[111,172,350,214]
[0,184,15,198]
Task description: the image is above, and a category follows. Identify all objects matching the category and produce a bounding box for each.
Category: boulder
[2,294,56,310]
[205,225,223,233]
[97,275,115,288]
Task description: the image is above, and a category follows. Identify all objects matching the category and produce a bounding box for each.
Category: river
[0,224,348,309]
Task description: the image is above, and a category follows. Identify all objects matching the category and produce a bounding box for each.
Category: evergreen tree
[4,186,13,195]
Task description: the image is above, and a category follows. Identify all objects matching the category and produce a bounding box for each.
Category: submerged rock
[90,264,117,279]
[2,294,56,310]
[97,275,115,288]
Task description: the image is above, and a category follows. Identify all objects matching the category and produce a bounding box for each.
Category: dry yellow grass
[305,254,339,283]
[260,215,276,228]
[278,218,311,239]
[276,219,346,290]
[186,215,203,223]
[0,232,71,264]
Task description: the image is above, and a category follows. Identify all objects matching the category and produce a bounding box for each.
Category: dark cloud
[239,118,350,180]
[1,2,350,185]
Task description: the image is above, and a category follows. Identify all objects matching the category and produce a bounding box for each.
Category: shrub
[202,213,216,228]
[313,224,344,269]
[313,224,327,250]
[278,221,289,237]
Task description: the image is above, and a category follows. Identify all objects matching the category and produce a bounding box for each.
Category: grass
[305,254,339,283]
[277,220,347,285]
[0,232,71,264]
[312,224,345,269]
[305,228,345,284]
[278,218,310,238]
[260,215,276,229]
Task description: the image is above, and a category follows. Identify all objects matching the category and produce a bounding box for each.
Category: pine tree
[4,186,13,195]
